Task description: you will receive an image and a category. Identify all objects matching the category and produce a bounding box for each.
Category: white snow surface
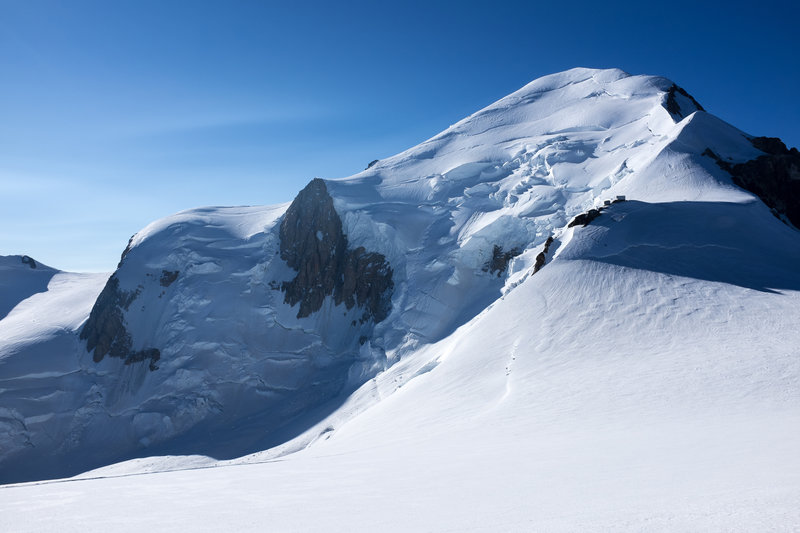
[1,68,799,530]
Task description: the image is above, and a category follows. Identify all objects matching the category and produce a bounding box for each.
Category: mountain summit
[1,69,799,528]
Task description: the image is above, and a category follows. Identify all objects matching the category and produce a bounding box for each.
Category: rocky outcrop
[705,137,800,227]
[750,137,788,155]
[568,208,602,227]
[80,234,163,371]
[279,178,393,323]
[483,245,521,277]
[664,84,704,121]
[336,246,394,324]
[20,255,37,269]
[533,236,555,274]
[159,270,179,287]
[79,276,160,371]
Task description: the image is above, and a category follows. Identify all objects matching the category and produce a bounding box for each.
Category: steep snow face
[0,67,795,484]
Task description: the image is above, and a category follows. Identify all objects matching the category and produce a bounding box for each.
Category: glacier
[1,67,799,530]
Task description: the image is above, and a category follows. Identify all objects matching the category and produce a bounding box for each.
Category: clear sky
[1,0,798,272]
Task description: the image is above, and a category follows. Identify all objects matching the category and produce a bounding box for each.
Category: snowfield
[1,68,799,531]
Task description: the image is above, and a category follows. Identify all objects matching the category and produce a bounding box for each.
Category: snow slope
[0,257,108,477]
[1,67,799,529]
[2,198,799,531]
[0,255,58,320]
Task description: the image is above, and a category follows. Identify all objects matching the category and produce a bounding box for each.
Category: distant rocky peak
[279,178,393,323]
[280,178,347,273]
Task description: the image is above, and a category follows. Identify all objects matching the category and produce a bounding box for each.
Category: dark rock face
[280,179,348,317]
[750,136,790,156]
[336,246,394,323]
[483,245,521,277]
[568,208,602,227]
[279,178,394,323]
[80,276,160,371]
[533,236,555,274]
[366,159,379,169]
[124,348,161,371]
[160,270,179,287]
[664,84,704,121]
[705,137,800,227]
[118,235,136,269]
[20,255,37,269]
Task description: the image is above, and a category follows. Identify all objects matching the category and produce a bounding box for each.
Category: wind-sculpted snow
[2,67,800,506]
[6,189,800,529]
[557,199,800,292]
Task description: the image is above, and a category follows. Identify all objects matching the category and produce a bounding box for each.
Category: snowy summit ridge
[1,66,799,528]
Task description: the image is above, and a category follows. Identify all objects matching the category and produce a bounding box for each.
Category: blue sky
[1,0,798,271]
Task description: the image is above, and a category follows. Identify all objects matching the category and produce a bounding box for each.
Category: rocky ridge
[705,136,800,227]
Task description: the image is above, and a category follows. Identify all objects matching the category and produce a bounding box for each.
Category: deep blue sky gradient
[1,0,798,271]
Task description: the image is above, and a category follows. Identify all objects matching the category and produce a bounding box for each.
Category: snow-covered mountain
[1,68,799,529]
